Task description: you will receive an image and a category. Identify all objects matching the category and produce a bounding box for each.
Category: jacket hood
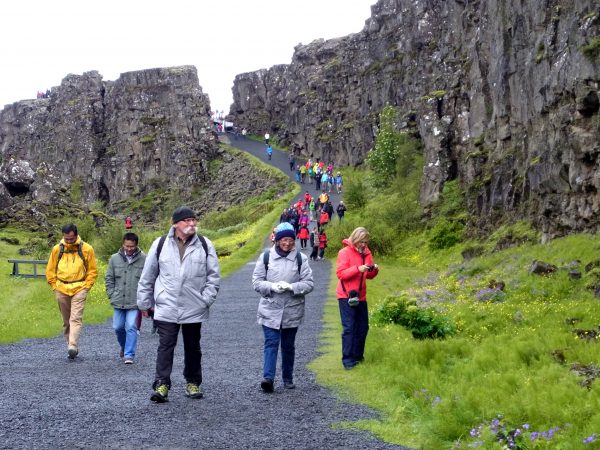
[342,238,372,257]
[60,236,82,247]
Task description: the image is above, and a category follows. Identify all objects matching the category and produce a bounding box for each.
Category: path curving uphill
[0,135,409,449]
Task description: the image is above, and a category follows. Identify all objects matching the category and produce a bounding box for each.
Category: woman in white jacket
[252,222,314,392]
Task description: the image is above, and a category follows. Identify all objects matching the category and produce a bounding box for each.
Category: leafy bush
[344,177,368,210]
[429,219,464,250]
[367,104,421,187]
[373,294,456,339]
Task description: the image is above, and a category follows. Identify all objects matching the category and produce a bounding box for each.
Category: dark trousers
[310,246,319,260]
[153,320,202,388]
[338,299,369,368]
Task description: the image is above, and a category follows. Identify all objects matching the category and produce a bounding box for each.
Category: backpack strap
[57,242,87,270]
[156,235,167,261]
[197,234,209,259]
[56,241,88,282]
[156,234,209,273]
[263,251,302,275]
[77,241,88,272]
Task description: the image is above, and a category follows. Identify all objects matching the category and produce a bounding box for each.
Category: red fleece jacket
[335,239,379,300]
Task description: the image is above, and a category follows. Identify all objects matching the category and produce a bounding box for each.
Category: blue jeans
[113,308,139,359]
[338,299,369,368]
[262,325,298,382]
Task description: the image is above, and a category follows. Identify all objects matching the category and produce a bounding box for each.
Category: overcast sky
[0,0,374,113]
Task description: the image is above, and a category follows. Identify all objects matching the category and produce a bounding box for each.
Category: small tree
[367,104,405,186]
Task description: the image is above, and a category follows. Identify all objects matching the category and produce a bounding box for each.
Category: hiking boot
[151,384,169,403]
[185,383,203,399]
[67,346,78,360]
[119,349,124,358]
[284,381,296,390]
[260,378,274,393]
[124,358,134,365]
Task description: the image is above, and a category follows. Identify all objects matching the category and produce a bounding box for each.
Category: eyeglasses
[182,218,198,223]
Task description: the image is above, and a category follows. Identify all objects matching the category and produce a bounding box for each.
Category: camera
[348,289,360,307]
[366,264,375,272]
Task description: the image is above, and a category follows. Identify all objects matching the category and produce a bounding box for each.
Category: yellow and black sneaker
[151,384,169,403]
[185,383,203,399]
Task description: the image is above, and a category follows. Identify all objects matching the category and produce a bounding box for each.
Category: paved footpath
[0,135,409,449]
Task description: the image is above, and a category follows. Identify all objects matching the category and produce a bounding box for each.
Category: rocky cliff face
[0,66,217,207]
[230,0,600,238]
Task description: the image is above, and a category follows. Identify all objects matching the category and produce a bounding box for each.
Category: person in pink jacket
[335,227,379,369]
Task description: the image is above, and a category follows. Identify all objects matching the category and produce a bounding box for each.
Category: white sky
[0,0,374,113]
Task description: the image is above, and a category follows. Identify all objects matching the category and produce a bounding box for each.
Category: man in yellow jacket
[46,223,97,359]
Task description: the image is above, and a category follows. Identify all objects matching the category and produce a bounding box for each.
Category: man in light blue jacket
[137,206,220,403]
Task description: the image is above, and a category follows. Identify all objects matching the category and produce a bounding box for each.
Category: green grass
[310,233,600,448]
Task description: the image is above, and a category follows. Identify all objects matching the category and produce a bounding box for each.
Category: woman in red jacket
[335,227,379,369]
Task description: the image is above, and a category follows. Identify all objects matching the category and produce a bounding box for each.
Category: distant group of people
[288,155,343,194]
[36,89,51,99]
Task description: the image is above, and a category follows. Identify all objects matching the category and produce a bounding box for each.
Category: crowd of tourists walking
[44,139,379,402]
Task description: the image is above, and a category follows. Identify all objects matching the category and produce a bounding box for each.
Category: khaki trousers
[55,289,88,348]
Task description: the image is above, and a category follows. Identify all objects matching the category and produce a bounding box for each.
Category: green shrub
[367,105,421,186]
[429,219,464,250]
[582,36,600,60]
[373,294,456,339]
[344,178,368,210]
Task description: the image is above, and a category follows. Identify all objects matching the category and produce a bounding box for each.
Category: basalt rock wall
[231,0,600,237]
[0,66,219,212]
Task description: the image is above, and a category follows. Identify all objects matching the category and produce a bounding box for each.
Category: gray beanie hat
[172,206,196,223]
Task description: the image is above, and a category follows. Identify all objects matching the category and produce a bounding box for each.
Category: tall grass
[311,226,600,448]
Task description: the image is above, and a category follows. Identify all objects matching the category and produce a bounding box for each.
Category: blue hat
[274,222,295,241]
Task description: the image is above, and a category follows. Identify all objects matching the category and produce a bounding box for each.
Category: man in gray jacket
[137,206,221,403]
[105,232,146,364]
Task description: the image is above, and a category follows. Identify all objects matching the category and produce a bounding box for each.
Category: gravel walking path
[0,135,410,449]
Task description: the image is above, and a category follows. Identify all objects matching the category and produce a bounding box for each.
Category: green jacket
[105,249,146,309]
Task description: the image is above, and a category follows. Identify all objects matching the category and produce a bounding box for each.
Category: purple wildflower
[583,434,597,444]
[522,424,530,430]
[531,432,539,441]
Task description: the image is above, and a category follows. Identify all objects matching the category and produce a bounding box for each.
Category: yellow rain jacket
[46,237,97,296]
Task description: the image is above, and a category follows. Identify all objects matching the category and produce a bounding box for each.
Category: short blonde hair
[347,227,369,246]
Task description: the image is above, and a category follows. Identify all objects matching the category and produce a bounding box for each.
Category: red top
[124,217,133,229]
[297,227,310,240]
[335,239,379,300]
[319,211,330,224]
[318,232,328,249]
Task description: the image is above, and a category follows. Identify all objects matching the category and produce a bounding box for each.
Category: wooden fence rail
[8,259,48,279]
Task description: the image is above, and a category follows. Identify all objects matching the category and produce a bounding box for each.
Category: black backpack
[156,234,209,273]
[56,241,88,272]
[263,250,302,275]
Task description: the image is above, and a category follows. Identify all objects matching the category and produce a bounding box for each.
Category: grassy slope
[310,231,600,449]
